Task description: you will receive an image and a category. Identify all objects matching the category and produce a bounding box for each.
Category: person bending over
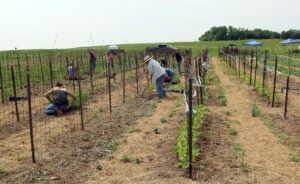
[44,82,77,115]
[144,55,166,99]
[64,62,79,80]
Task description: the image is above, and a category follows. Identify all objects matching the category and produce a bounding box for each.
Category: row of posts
[222,49,292,118]
[1,52,145,119]
[1,51,145,163]
[185,49,209,178]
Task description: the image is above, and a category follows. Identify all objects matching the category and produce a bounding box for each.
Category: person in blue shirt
[165,68,175,82]
[158,58,177,84]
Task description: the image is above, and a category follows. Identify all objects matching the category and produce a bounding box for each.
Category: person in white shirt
[144,55,166,99]
[64,62,79,80]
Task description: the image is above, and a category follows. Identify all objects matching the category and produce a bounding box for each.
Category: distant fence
[219,47,300,120]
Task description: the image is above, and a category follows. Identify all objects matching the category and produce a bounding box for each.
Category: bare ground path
[86,93,198,184]
[211,57,300,183]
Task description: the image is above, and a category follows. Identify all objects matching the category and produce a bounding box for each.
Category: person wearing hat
[89,48,97,74]
[144,55,166,99]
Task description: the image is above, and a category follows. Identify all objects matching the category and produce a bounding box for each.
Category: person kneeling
[44,82,77,116]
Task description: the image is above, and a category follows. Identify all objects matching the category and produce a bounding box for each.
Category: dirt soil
[1,56,300,184]
[0,72,195,184]
[195,57,300,183]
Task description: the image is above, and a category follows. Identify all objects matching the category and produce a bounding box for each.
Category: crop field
[0,40,300,183]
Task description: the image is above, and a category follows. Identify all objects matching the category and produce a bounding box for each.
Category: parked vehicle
[108,45,125,55]
[146,44,175,54]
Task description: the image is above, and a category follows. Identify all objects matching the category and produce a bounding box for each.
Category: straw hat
[144,55,152,63]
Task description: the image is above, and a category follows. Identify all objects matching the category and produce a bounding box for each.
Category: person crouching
[44,82,77,115]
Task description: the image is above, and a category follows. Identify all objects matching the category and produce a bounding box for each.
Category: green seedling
[106,140,119,151]
[150,103,157,109]
[160,118,167,123]
[154,127,160,134]
[134,157,143,164]
[96,165,103,170]
[289,146,300,163]
[0,167,6,174]
[106,153,115,160]
[120,155,132,163]
[225,110,231,116]
[251,103,261,117]
[229,128,238,136]
[99,107,105,113]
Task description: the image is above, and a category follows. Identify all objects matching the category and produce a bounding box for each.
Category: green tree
[199,26,296,41]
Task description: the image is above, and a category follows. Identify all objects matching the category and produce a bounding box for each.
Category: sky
[0,0,299,50]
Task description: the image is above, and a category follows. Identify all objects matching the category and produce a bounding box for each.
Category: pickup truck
[146,44,175,54]
[107,45,125,55]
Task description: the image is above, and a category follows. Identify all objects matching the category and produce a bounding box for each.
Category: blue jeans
[90,59,96,73]
[45,103,70,115]
[156,75,166,98]
[177,61,182,75]
[45,103,57,115]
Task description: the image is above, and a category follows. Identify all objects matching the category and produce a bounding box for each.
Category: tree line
[199,26,300,41]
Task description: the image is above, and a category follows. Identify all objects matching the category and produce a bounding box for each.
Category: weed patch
[233,142,252,172]
[120,155,143,164]
[103,140,120,160]
[250,103,261,117]
[106,140,119,151]
[0,166,6,174]
[224,110,231,116]
[154,127,160,134]
[289,146,300,163]
[160,118,167,123]
[229,128,238,136]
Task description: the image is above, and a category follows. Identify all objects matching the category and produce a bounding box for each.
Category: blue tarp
[279,38,300,44]
[242,40,262,46]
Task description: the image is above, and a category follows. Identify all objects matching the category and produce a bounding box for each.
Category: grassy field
[1,39,299,58]
[115,39,300,58]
